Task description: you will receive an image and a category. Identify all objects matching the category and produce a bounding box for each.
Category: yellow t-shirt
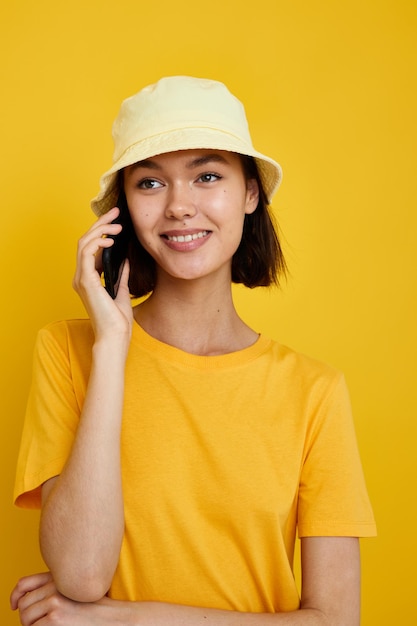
[14,319,376,613]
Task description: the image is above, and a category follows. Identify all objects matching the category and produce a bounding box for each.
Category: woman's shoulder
[36,318,94,353]
[265,336,344,388]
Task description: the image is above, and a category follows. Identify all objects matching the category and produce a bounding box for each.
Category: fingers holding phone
[73,207,122,291]
[72,207,133,342]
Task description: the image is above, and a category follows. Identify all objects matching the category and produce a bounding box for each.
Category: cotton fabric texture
[14,320,376,613]
[91,76,283,216]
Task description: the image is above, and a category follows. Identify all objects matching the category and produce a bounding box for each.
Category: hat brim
[91,128,282,215]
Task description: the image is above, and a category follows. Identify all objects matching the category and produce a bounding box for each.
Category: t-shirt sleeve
[297,373,376,537]
[13,323,83,509]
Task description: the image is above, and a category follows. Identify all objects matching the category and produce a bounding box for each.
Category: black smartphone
[102,211,130,299]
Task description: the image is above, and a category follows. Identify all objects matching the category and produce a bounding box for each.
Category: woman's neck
[133,279,258,356]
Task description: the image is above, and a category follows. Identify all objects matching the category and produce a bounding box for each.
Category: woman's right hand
[11,572,119,625]
[72,207,133,349]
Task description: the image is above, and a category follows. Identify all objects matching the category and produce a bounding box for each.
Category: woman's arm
[12,537,360,625]
[298,536,360,625]
[39,341,126,602]
[39,208,133,602]
[132,537,360,625]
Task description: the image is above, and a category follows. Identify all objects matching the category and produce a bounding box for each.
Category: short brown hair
[115,156,287,298]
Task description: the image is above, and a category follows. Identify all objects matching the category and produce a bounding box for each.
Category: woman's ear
[245,178,259,215]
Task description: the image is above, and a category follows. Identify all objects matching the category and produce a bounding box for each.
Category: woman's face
[123,149,259,285]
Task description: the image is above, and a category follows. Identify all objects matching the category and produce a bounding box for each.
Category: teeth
[167,231,209,242]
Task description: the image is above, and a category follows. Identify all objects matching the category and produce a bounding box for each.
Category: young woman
[10,76,376,625]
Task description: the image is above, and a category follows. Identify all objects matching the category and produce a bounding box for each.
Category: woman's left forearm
[97,598,327,625]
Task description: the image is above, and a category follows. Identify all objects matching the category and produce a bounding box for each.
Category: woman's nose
[165,184,197,220]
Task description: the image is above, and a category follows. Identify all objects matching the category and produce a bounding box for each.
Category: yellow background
[1,1,416,623]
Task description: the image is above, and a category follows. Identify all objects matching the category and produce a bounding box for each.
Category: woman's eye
[198,173,220,183]
[137,179,163,189]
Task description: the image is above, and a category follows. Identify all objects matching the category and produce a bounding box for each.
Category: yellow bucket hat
[91,76,283,216]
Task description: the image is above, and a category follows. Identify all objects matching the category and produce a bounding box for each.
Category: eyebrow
[128,159,162,172]
[186,153,230,168]
[127,153,231,174]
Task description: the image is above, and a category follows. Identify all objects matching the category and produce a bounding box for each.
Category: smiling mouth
[164,230,210,243]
